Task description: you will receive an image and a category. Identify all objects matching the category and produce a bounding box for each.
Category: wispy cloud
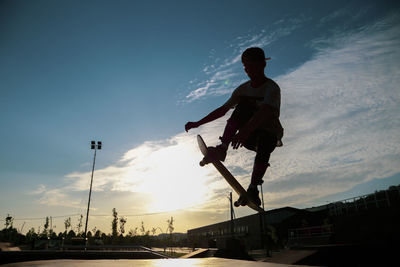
[182,16,310,103]
[318,5,370,26]
[184,12,400,208]
[33,13,400,217]
[266,12,400,207]
[31,185,83,208]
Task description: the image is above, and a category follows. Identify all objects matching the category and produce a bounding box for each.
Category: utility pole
[260,186,265,211]
[84,141,102,247]
[229,192,235,237]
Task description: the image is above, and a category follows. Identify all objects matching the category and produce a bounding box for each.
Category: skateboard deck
[197,135,264,213]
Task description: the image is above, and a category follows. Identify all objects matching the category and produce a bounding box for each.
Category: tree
[119,217,127,236]
[41,217,50,238]
[57,232,63,239]
[92,226,97,235]
[140,221,149,236]
[77,214,83,235]
[151,227,157,236]
[64,217,71,236]
[44,217,49,230]
[67,229,76,239]
[4,214,14,230]
[166,217,174,252]
[50,231,57,240]
[167,217,174,234]
[94,229,102,238]
[26,227,37,242]
[128,227,138,237]
[112,208,118,238]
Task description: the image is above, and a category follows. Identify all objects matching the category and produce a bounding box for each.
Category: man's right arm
[185,105,230,132]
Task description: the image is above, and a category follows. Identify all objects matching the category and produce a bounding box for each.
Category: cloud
[30,184,46,195]
[64,131,225,213]
[265,13,400,207]
[182,15,309,103]
[187,12,400,209]
[31,185,83,208]
[318,4,370,26]
[34,13,400,217]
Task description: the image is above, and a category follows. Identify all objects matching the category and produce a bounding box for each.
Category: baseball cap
[241,47,271,62]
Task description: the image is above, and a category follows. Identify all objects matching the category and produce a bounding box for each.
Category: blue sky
[1,0,399,234]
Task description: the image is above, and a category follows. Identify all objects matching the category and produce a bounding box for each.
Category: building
[187,185,400,250]
[187,207,301,249]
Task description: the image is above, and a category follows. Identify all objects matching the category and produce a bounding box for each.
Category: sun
[127,139,212,213]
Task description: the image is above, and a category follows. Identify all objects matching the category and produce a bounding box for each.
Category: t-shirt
[223,78,284,145]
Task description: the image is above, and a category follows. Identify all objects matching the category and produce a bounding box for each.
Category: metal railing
[328,188,400,216]
[288,224,333,241]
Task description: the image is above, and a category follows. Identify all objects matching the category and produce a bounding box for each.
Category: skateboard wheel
[234,201,240,207]
[199,160,205,167]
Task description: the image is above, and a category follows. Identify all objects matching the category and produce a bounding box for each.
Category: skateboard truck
[199,156,210,167]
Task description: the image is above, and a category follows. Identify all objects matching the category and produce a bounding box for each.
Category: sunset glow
[1,1,399,234]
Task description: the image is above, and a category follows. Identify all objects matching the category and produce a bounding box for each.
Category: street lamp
[84,141,102,246]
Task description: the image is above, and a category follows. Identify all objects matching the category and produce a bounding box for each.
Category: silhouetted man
[185,47,283,206]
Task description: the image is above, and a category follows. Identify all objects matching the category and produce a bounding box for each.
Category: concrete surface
[179,248,210,258]
[2,258,310,267]
[262,249,317,264]
[0,243,20,252]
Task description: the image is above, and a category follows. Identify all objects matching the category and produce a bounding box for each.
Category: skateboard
[197,135,264,213]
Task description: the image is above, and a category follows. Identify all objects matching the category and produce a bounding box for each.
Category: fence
[288,224,333,246]
[328,188,400,216]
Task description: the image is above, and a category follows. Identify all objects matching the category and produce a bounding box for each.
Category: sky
[1,0,399,235]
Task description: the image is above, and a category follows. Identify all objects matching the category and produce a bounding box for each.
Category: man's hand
[185,105,230,133]
[231,128,251,149]
[185,121,199,132]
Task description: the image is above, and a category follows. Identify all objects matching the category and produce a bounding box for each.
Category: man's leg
[214,100,257,161]
[246,131,277,206]
[208,118,238,162]
[219,118,239,149]
[250,161,270,186]
[246,159,270,207]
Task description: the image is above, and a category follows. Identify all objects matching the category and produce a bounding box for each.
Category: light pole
[84,141,102,246]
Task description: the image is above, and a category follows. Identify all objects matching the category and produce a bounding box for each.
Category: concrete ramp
[262,249,317,264]
[0,243,20,252]
[180,248,216,258]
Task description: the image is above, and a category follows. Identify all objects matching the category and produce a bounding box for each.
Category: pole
[260,184,265,211]
[258,185,268,255]
[230,192,233,221]
[229,192,234,237]
[84,146,97,244]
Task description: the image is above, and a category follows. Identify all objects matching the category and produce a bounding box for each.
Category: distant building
[187,185,400,250]
[187,207,301,249]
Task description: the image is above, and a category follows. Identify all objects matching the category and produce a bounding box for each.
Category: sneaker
[207,144,227,162]
[247,186,261,206]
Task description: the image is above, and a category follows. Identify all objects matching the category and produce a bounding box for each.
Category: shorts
[230,98,277,163]
[244,129,277,163]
